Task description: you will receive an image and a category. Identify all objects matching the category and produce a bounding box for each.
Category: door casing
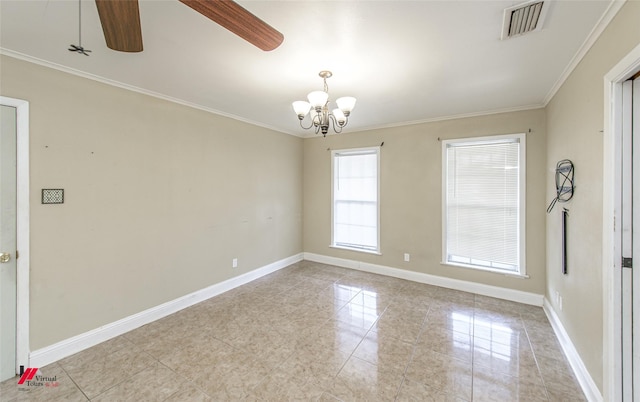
[0,96,30,374]
[603,43,640,402]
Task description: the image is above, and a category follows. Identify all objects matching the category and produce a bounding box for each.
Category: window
[332,147,380,253]
[442,134,525,275]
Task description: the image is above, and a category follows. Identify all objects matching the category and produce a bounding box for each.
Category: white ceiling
[0,0,619,136]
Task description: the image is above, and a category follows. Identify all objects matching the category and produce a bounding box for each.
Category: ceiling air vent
[501,1,548,40]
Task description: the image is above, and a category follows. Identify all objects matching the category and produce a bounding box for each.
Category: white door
[0,104,17,382]
[622,74,640,401]
[633,75,640,402]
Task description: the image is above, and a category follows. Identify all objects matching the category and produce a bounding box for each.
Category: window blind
[333,149,379,252]
[444,136,523,272]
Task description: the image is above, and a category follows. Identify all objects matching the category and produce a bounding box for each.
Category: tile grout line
[470,297,476,402]
[520,313,553,401]
[54,362,91,401]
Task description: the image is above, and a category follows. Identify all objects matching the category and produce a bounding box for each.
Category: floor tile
[472,366,548,401]
[317,391,344,402]
[473,341,539,379]
[371,318,423,345]
[272,346,350,389]
[330,356,404,401]
[91,361,183,402]
[163,384,212,401]
[425,308,475,335]
[434,288,476,305]
[536,353,587,401]
[353,330,414,373]
[3,261,589,401]
[334,301,381,330]
[417,326,474,363]
[318,282,362,303]
[396,377,467,401]
[544,384,588,402]
[349,288,395,311]
[374,302,428,334]
[297,320,368,357]
[249,374,326,401]
[474,320,529,349]
[405,350,473,400]
[158,335,231,377]
[189,350,271,400]
[526,326,566,362]
[58,342,156,399]
[473,309,524,332]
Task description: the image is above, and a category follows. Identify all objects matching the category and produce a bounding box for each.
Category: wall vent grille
[501,1,547,39]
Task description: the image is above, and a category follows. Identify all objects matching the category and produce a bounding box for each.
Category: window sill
[330,245,382,256]
[440,261,529,279]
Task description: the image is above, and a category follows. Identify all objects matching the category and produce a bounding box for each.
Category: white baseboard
[29,253,303,368]
[304,252,544,306]
[543,298,603,402]
[28,251,599,402]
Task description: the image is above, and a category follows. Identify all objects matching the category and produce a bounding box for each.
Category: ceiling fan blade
[95,0,143,52]
[178,0,284,51]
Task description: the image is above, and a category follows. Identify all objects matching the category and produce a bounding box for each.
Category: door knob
[0,253,10,263]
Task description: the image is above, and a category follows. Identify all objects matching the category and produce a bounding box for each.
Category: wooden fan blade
[178,0,284,51]
[95,0,143,52]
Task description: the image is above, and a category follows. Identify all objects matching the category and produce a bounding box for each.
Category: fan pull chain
[69,0,91,56]
[78,0,82,47]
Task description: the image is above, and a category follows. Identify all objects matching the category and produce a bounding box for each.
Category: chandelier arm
[328,114,343,134]
[299,117,314,130]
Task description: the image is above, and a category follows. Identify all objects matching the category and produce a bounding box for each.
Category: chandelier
[292,71,356,137]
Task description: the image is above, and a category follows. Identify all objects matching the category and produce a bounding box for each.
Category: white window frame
[441,133,526,276]
[331,146,381,254]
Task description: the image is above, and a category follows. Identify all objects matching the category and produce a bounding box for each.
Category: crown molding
[542,0,626,106]
[0,49,304,138]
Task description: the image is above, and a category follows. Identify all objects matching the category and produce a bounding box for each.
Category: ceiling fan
[94,0,284,52]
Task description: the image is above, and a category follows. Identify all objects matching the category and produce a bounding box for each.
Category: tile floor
[1,260,587,401]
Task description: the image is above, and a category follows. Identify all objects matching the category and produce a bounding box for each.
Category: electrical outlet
[232,258,238,268]
[555,291,563,311]
[404,253,410,262]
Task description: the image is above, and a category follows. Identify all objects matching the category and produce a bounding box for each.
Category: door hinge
[622,257,633,268]
[15,250,19,259]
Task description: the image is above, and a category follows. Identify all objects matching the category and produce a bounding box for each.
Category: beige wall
[3,2,638,384]
[304,109,547,295]
[545,1,640,393]
[0,55,303,350]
